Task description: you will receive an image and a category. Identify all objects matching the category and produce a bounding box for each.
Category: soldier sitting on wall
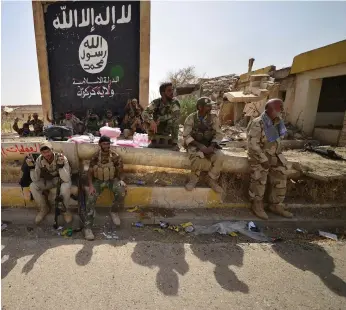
[142,83,180,150]
[61,111,84,135]
[13,118,33,137]
[102,109,119,128]
[84,109,100,136]
[122,98,144,138]
[27,113,44,136]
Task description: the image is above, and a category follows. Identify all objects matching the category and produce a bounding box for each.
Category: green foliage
[179,95,197,125]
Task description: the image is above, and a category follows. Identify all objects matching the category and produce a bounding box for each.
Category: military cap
[196,97,215,108]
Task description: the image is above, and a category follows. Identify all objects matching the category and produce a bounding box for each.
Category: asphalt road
[2,230,346,310]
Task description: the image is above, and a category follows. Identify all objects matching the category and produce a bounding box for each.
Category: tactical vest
[86,119,99,132]
[39,153,59,180]
[190,113,216,146]
[92,151,116,181]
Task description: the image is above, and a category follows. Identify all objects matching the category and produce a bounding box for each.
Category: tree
[164,66,199,87]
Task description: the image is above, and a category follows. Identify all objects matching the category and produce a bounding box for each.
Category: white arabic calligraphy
[53,5,132,31]
[76,85,115,99]
[72,76,119,85]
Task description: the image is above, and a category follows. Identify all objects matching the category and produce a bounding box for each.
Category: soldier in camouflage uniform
[247,98,293,220]
[27,113,44,136]
[183,97,224,193]
[84,110,100,136]
[142,82,180,150]
[84,135,127,240]
[102,109,119,128]
[123,99,143,138]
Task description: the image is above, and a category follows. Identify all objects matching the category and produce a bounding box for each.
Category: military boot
[63,211,73,224]
[268,204,293,218]
[35,205,49,225]
[185,174,199,191]
[110,212,121,226]
[251,201,268,220]
[207,177,223,194]
[83,228,95,241]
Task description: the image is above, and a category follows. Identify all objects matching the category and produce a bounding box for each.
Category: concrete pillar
[233,102,245,122]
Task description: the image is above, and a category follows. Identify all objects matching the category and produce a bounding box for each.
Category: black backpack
[44,126,73,141]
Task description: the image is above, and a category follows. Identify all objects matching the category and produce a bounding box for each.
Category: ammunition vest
[39,153,59,180]
[92,151,116,181]
[190,113,215,146]
[153,99,175,123]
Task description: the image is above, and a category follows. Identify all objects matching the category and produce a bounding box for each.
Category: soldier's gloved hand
[56,154,65,169]
[261,161,270,170]
[26,155,35,169]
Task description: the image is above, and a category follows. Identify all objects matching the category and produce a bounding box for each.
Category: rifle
[304,143,346,161]
[77,171,87,229]
[53,177,67,229]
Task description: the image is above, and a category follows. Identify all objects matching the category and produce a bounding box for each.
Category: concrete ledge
[1,184,222,209]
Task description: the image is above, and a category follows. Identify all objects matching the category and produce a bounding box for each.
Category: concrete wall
[313,128,341,146]
[288,63,346,135]
[315,112,345,127]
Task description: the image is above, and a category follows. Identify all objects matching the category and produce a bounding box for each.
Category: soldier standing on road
[83,135,127,241]
[183,97,224,193]
[27,142,72,225]
[247,98,293,219]
[27,113,44,136]
[142,82,180,150]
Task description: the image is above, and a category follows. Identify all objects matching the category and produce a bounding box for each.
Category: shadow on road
[272,241,346,297]
[131,242,189,296]
[190,243,249,293]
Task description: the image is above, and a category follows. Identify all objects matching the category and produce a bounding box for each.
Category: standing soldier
[102,109,119,128]
[83,135,127,241]
[183,97,224,193]
[142,82,180,150]
[27,113,44,136]
[247,98,293,219]
[27,142,72,224]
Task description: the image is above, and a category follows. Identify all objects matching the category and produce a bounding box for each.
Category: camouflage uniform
[85,116,100,135]
[124,104,142,131]
[28,119,44,136]
[61,115,83,135]
[142,98,180,145]
[183,111,224,180]
[247,115,289,207]
[85,150,126,228]
[102,117,118,128]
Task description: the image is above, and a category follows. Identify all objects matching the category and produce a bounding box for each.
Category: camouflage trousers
[84,179,126,228]
[248,156,287,204]
[143,120,179,144]
[188,147,224,180]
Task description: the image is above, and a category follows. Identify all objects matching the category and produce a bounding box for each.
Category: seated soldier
[102,109,119,128]
[84,110,100,136]
[183,97,224,193]
[27,113,44,136]
[61,111,84,135]
[13,118,32,137]
[83,135,127,241]
[123,98,143,138]
[142,83,180,150]
[27,142,72,224]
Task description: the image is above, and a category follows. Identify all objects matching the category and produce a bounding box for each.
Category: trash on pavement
[132,222,144,228]
[168,225,180,232]
[181,222,194,233]
[248,221,260,232]
[194,221,271,242]
[153,228,165,234]
[319,230,338,241]
[61,228,73,237]
[296,228,307,234]
[229,232,238,237]
[1,223,8,231]
[127,206,140,213]
[135,180,146,186]
[159,221,169,228]
[102,232,119,239]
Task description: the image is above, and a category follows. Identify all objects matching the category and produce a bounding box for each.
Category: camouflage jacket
[142,98,180,124]
[183,111,223,147]
[28,119,44,135]
[89,150,123,178]
[246,116,285,163]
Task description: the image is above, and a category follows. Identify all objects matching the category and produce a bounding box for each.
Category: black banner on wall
[44,1,140,119]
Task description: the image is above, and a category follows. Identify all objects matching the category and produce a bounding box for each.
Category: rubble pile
[199,74,238,100]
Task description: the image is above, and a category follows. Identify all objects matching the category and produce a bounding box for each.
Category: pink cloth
[99,126,121,138]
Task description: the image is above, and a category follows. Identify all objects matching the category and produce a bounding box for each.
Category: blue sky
[1,1,346,105]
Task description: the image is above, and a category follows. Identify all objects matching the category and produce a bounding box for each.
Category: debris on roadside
[318,230,338,241]
[132,222,144,228]
[61,228,73,237]
[1,223,8,231]
[102,232,119,239]
[127,206,140,213]
[296,228,307,234]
